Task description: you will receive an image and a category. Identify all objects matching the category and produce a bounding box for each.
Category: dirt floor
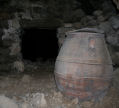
[0,61,119,108]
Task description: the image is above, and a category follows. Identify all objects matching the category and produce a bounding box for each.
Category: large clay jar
[54,28,113,101]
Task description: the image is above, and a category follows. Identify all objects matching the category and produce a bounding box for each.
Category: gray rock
[108,45,119,65]
[57,25,74,34]
[112,52,119,65]
[97,15,105,22]
[98,21,114,34]
[2,40,13,47]
[9,14,20,29]
[87,19,97,26]
[0,95,18,108]
[13,61,24,73]
[109,16,119,30]
[93,10,103,17]
[72,9,85,21]
[73,22,82,29]
[80,16,97,26]
[106,33,119,46]
[31,93,47,108]
[9,43,21,56]
[102,1,116,17]
[98,21,119,47]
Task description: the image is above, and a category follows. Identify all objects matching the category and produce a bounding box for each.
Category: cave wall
[0,0,119,73]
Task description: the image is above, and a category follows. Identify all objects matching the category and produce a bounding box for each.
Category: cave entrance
[20,28,58,62]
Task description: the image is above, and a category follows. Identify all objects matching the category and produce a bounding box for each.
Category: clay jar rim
[66,28,104,37]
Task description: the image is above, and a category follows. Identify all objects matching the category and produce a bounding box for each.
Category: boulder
[0,95,18,108]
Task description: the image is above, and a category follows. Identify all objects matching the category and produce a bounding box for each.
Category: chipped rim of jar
[66,28,104,36]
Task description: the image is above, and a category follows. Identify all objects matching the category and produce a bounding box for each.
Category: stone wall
[0,0,119,74]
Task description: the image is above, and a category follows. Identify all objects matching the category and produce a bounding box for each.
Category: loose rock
[31,93,47,108]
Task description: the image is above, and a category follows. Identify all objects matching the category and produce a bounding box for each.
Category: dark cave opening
[20,28,59,62]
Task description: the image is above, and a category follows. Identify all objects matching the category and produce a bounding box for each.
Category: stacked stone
[0,13,24,74]
[57,23,74,48]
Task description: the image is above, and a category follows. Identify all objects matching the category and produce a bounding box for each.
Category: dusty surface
[0,61,119,108]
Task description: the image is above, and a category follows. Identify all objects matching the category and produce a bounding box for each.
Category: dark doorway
[20,28,58,62]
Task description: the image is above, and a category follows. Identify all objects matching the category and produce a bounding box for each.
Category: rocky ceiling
[0,0,118,24]
[113,0,119,9]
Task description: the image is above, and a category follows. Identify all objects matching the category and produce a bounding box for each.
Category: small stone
[71,98,79,104]
[40,96,47,107]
